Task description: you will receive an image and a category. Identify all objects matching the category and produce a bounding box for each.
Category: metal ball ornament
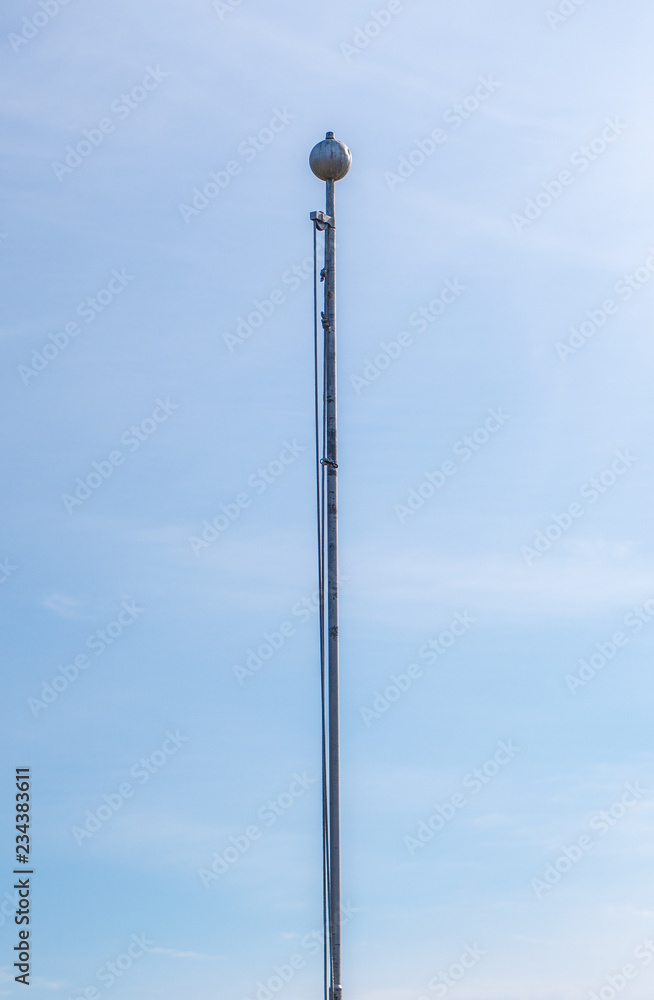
[309,132,352,182]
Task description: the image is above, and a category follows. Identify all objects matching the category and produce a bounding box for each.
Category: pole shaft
[324,179,341,999]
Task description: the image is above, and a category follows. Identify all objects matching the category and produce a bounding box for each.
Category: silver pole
[324,175,341,1000]
[309,133,351,1000]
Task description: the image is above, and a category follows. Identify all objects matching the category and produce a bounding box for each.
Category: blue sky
[3,1,654,998]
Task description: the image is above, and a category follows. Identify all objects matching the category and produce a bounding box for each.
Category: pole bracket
[311,210,333,230]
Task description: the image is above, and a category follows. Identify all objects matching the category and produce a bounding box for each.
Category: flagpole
[310,132,351,1000]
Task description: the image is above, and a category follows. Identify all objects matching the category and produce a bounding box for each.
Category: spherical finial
[309,132,352,182]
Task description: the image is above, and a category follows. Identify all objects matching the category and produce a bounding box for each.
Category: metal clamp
[311,210,333,230]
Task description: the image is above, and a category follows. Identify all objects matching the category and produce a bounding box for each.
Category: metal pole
[309,132,351,1000]
[324,176,341,1000]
